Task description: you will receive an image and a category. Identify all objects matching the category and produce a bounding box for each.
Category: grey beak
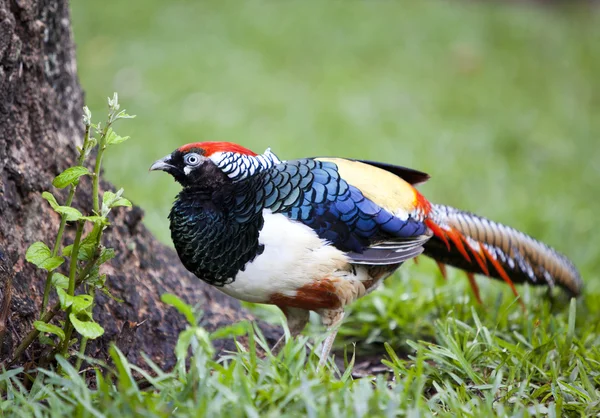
[149,155,173,172]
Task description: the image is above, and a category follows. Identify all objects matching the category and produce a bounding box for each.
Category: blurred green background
[71,0,599,303]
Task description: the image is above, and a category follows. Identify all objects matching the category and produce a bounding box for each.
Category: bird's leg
[272,306,309,355]
[317,309,345,369]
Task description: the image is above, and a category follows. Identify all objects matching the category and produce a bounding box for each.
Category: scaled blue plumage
[250,159,428,254]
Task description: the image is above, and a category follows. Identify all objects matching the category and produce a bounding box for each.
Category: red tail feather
[424,218,524,309]
[436,261,447,280]
[465,272,482,304]
[480,244,524,308]
[444,228,472,263]
[425,219,450,250]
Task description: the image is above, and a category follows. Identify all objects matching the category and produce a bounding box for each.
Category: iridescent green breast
[169,188,264,287]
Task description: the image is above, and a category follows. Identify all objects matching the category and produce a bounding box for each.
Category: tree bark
[0,0,279,369]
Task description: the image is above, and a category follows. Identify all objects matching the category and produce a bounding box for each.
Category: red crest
[178,141,258,157]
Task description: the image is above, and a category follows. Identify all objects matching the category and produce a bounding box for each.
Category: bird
[150,141,582,367]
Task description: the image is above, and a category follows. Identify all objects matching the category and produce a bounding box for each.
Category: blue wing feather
[245,159,430,261]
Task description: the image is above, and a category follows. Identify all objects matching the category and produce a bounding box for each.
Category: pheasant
[150,142,582,366]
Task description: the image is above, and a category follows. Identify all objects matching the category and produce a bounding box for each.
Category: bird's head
[150,141,281,187]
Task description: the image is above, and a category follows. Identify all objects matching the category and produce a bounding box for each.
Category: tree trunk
[0,0,279,369]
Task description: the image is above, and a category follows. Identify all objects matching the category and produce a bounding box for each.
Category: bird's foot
[316,309,345,369]
[271,306,309,356]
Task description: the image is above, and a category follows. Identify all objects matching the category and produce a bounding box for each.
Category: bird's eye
[184,153,201,166]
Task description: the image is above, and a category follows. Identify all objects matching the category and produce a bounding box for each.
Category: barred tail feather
[423,204,583,300]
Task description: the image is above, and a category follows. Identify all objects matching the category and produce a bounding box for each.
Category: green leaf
[105,128,117,144]
[81,215,109,225]
[81,227,101,246]
[116,110,136,120]
[161,293,196,325]
[99,247,116,265]
[82,106,92,125]
[52,166,90,189]
[105,128,130,146]
[63,242,92,260]
[55,206,83,222]
[65,227,103,261]
[26,242,51,266]
[86,271,105,287]
[108,92,119,109]
[56,288,70,310]
[69,313,104,339]
[56,289,93,313]
[84,266,100,284]
[62,244,73,257]
[43,191,83,221]
[33,321,65,342]
[38,335,56,347]
[39,256,64,271]
[101,191,115,216]
[79,243,96,261]
[99,284,124,303]
[41,192,59,210]
[110,135,129,145]
[51,272,69,289]
[101,189,131,216]
[112,197,132,208]
[72,295,93,314]
[83,137,97,157]
[26,242,64,271]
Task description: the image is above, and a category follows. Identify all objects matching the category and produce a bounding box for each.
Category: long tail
[422,204,583,303]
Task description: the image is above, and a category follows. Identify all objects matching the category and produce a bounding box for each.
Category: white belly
[220,210,351,303]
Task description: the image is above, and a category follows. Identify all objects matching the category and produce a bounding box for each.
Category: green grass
[2,296,599,416]
[3,0,600,416]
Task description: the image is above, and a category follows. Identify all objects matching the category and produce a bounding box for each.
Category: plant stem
[10,304,61,365]
[10,238,101,366]
[75,337,88,372]
[40,125,91,316]
[78,124,92,167]
[60,221,85,357]
[92,124,111,214]
[41,191,75,315]
[91,150,103,214]
[67,222,85,296]
[75,284,95,372]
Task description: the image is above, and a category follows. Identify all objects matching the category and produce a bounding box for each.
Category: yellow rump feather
[316,158,419,215]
